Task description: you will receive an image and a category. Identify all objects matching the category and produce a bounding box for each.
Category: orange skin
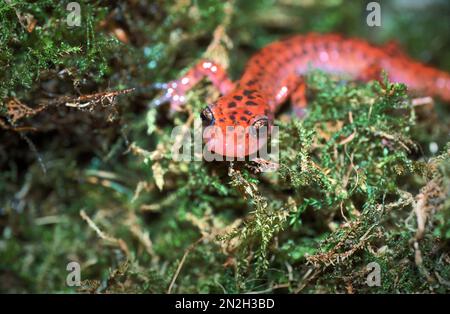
[154,33,450,158]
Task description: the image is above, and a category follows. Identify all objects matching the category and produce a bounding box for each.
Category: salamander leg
[289,79,309,119]
[358,64,382,82]
[152,59,235,111]
[383,40,407,58]
[273,75,309,119]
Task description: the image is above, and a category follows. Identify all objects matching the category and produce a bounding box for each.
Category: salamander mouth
[202,125,270,158]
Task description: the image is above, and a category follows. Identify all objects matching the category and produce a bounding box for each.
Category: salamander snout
[199,98,272,158]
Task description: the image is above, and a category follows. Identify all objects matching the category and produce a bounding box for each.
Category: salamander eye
[250,117,269,137]
[253,118,268,129]
[200,107,215,126]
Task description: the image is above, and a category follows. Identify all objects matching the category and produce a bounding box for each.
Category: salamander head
[200,90,272,158]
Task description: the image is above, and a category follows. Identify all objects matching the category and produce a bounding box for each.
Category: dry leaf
[152,162,165,191]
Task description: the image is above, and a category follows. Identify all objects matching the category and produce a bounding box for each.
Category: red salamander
[154,33,450,158]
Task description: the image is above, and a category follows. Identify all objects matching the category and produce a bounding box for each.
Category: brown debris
[413,177,445,241]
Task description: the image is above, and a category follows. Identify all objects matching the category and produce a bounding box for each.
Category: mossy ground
[0,1,449,293]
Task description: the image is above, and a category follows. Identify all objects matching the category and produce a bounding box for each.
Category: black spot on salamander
[246,101,258,106]
[284,54,293,64]
[231,111,238,115]
[229,115,236,121]
[243,90,256,96]
[233,95,243,101]
[247,95,256,100]
[240,116,248,122]
[244,110,253,116]
[360,51,368,60]
[246,80,257,86]
[228,101,237,108]
[219,118,225,122]
[193,71,201,79]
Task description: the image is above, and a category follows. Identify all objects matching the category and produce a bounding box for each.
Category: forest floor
[0,0,449,293]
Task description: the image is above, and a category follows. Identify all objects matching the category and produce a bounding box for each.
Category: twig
[294,267,321,293]
[126,211,157,260]
[167,237,204,294]
[80,210,129,257]
[244,283,290,294]
[411,96,434,107]
[63,88,134,108]
[20,132,47,174]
